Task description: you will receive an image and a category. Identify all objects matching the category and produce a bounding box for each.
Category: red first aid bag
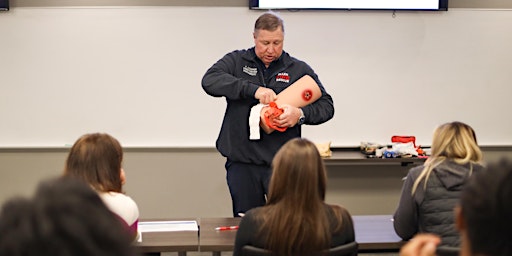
[391,136,416,147]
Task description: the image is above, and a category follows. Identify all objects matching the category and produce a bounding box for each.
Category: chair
[436,246,460,256]
[241,245,272,256]
[241,241,358,256]
[325,242,358,256]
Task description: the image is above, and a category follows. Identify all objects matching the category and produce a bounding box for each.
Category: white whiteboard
[0,7,511,147]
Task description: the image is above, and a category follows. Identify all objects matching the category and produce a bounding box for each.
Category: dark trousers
[225,160,271,217]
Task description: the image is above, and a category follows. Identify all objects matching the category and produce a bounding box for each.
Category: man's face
[253,27,284,67]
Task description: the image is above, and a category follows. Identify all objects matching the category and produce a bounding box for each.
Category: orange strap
[263,102,287,132]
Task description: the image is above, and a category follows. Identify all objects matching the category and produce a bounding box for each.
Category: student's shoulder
[99,192,139,211]
[407,165,425,178]
[326,202,347,212]
[325,203,352,221]
[472,162,486,172]
[243,206,264,218]
[240,207,266,225]
[99,192,139,224]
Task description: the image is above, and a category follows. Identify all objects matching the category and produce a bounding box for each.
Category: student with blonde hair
[393,121,484,246]
[233,138,355,256]
[400,158,512,256]
[63,133,140,241]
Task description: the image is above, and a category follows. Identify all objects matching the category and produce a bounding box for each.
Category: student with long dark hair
[64,133,140,241]
[233,138,355,256]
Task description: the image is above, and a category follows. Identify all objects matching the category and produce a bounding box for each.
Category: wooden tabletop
[199,217,241,252]
[353,215,404,251]
[199,215,404,254]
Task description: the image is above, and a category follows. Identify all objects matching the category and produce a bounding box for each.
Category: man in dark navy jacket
[201,11,334,217]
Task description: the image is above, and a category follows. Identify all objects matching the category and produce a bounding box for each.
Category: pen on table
[215,225,239,231]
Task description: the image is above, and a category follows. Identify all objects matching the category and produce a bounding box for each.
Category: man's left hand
[275,104,301,128]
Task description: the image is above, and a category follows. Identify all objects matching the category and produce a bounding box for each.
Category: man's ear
[455,205,466,231]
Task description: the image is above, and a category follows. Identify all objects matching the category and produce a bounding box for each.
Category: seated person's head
[430,121,482,163]
[64,133,125,192]
[261,138,349,256]
[456,158,512,256]
[268,137,327,203]
[0,176,136,256]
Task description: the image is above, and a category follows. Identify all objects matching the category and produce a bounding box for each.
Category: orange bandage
[263,102,287,132]
[260,75,321,134]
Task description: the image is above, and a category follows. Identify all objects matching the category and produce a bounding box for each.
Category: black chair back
[241,245,272,256]
[241,241,358,256]
[436,246,460,256]
[327,242,358,256]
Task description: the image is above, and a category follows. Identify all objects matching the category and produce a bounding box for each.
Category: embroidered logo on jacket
[276,73,290,83]
[243,66,258,76]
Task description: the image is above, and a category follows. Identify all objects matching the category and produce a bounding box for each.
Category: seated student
[0,176,137,256]
[233,138,355,256]
[393,121,484,247]
[63,133,140,241]
[399,158,512,256]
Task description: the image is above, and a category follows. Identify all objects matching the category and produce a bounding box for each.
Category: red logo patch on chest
[276,73,290,83]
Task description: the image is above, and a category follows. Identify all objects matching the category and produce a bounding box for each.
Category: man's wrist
[297,108,305,125]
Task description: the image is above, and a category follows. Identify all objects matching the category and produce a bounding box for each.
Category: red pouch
[391,136,416,147]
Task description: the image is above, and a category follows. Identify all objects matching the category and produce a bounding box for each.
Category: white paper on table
[138,220,198,233]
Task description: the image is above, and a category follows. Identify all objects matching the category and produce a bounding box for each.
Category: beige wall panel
[2,148,511,218]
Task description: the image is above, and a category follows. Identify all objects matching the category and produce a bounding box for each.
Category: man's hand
[399,234,441,256]
[254,87,277,104]
[274,104,301,128]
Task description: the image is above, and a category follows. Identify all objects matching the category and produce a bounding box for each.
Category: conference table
[199,215,404,256]
[136,220,199,256]
[352,215,405,251]
[199,217,241,256]
[136,215,403,255]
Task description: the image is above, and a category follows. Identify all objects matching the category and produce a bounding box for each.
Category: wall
[2,0,512,219]
[1,4,512,147]
[2,148,512,218]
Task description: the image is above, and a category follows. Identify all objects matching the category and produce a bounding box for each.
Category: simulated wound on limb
[260,75,321,134]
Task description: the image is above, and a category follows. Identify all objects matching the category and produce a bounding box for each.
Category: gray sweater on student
[393,160,484,246]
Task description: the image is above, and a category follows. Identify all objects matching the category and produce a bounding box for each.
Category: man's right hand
[254,87,277,104]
